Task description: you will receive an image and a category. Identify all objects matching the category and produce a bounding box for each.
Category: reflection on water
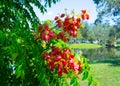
[74,47,120,62]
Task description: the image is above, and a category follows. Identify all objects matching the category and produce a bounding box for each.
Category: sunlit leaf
[82,71,88,80]
[70,76,76,85]
[12,53,18,60]
[88,76,93,86]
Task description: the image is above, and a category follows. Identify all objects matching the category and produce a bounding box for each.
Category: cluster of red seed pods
[37,10,89,76]
[42,46,82,76]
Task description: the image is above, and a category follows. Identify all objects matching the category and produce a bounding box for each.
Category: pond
[74,47,120,63]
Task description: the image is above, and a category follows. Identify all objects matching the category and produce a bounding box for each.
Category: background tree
[78,23,111,44]
[93,0,120,26]
[92,24,110,44]
[93,0,120,43]
[78,22,93,42]
[87,29,96,43]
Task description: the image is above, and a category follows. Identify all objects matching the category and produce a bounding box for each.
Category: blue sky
[34,0,98,23]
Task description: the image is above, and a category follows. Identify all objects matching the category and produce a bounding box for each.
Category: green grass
[79,58,120,86]
[116,44,120,47]
[69,43,101,49]
[90,63,120,86]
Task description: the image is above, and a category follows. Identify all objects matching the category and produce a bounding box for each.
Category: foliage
[78,22,120,44]
[92,24,110,44]
[93,0,120,27]
[0,0,97,86]
[79,22,90,40]
[78,23,113,44]
[0,0,60,30]
[93,0,120,40]
[0,0,59,85]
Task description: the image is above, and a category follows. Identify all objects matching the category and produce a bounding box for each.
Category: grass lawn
[79,58,120,86]
[69,43,101,49]
[116,44,120,47]
[90,63,120,86]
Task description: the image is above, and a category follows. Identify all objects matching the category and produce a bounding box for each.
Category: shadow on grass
[89,58,120,66]
[115,46,120,50]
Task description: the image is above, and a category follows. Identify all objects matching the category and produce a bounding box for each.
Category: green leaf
[73,79,79,86]
[15,64,22,78]
[93,80,97,86]
[82,71,88,80]
[67,71,72,78]
[21,70,25,79]
[70,76,76,85]
[38,70,45,82]
[78,69,83,74]
[75,53,80,61]
[16,71,21,79]
[0,32,6,45]
[54,81,59,86]
[88,76,93,86]
[12,53,18,60]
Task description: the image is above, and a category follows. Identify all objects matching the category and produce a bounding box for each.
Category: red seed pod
[54,55,62,61]
[69,58,74,64]
[62,60,67,66]
[81,14,85,20]
[51,46,61,54]
[57,32,64,39]
[73,30,77,38]
[54,16,59,20]
[81,10,86,14]
[63,36,68,42]
[61,52,67,59]
[38,26,43,31]
[45,54,50,60]
[76,23,80,28]
[49,51,56,56]
[69,54,75,58]
[78,65,82,71]
[74,64,79,71]
[57,21,63,28]
[49,61,55,71]
[49,31,56,39]
[69,59,75,70]
[63,48,71,53]
[77,18,81,22]
[72,16,75,21]
[85,14,89,20]
[44,24,49,30]
[58,67,62,76]
[58,62,63,67]
[72,26,78,30]
[68,30,73,36]
[63,68,68,74]
[60,13,65,18]
[64,17,70,23]
[40,31,50,41]
[43,35,50,41]
[51,46,56,50]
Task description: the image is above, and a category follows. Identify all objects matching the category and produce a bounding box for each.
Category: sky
[34,0,98,23]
